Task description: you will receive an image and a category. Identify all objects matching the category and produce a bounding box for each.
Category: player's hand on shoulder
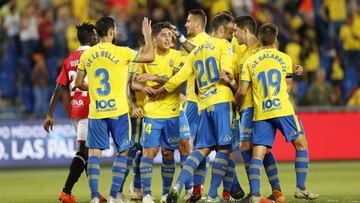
[43,115,54,133]
[132,107,144,118]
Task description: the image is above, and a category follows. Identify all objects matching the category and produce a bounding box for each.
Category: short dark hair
[235,15,257,34]
[211,12,234,31]
[189,9,207,27]
[95,17,115,37]
[152,21,172,37]
[76,22,96,45]
[258,23,278,46]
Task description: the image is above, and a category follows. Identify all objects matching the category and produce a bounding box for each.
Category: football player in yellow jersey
[224,16,306,203]
[127,39,147,201]
[234,16,282,203]
[171,9,212,201]
[127,60,146,201]
[154,13,236,202]
[130,22,190,203]
[235,24,319,203]
[75,17,155,203]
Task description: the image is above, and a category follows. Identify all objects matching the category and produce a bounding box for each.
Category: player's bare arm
[43,84,67,133]
[131,76,157,96]
[286,77,293,93]
[134,18,155,63]
[127,76,143,118]
[75,69,88,91]
[135,73,168,85]
[234,81,250,108]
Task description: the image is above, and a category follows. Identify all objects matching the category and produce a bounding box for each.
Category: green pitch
[0,161,359,203]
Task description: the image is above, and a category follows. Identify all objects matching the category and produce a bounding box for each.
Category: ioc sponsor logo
[262,98,281,110]
[96,99,116,109]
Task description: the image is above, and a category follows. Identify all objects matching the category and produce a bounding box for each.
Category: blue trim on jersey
[253,115,305,147]
[140,117,180,150]
[87,113,132,152]
[185,101,199,137]
[194,102,234,149]
[240,107,254,142]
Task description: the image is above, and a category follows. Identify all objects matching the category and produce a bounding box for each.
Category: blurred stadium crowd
[0,0,360,119]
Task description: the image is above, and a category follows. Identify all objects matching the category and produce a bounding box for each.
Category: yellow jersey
[186,32,210,103]
[128,62,146,109]
[138,49,185,118]
[78,42,138,119]
[323,0,347,21]
[242,48,294,121]
[165,37,234,110]
[238,42,262,112]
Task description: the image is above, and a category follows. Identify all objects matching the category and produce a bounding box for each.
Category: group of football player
[44,8,319,203]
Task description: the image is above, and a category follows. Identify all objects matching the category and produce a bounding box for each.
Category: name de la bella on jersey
[85,50,120,67]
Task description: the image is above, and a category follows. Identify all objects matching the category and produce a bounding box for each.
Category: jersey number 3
[95,68,110,96]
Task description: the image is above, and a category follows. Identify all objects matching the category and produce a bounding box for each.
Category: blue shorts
[185,101,199,137]
[231,119,240,152]
[131,117,143,149]
[140,117,180,150]
[240,107,254,142]
[87,113,132,152]
[179,110,191,140]
[253,115,305,147]
[194,102,235,149]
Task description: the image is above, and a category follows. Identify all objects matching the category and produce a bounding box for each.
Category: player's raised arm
[134,17,155,63]
[171,25,197,53]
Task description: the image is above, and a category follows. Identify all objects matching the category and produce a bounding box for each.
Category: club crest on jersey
[169,59,174,67]
[228,47,233,55]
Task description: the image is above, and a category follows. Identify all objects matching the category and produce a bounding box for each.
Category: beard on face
[112,37,116,45]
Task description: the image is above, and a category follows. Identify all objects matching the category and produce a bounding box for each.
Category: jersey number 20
[195,57,219,88]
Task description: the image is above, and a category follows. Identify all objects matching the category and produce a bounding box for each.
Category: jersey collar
[77,46,90,51]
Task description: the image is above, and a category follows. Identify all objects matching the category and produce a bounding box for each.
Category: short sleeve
[123,47,139,62]
[232,52,240,75]
[285,55,293,77]
[56,63,68,86]
[136,63,145,74]
[241,59,251,82]
[78,53,86,71]
[220,41,234,74]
